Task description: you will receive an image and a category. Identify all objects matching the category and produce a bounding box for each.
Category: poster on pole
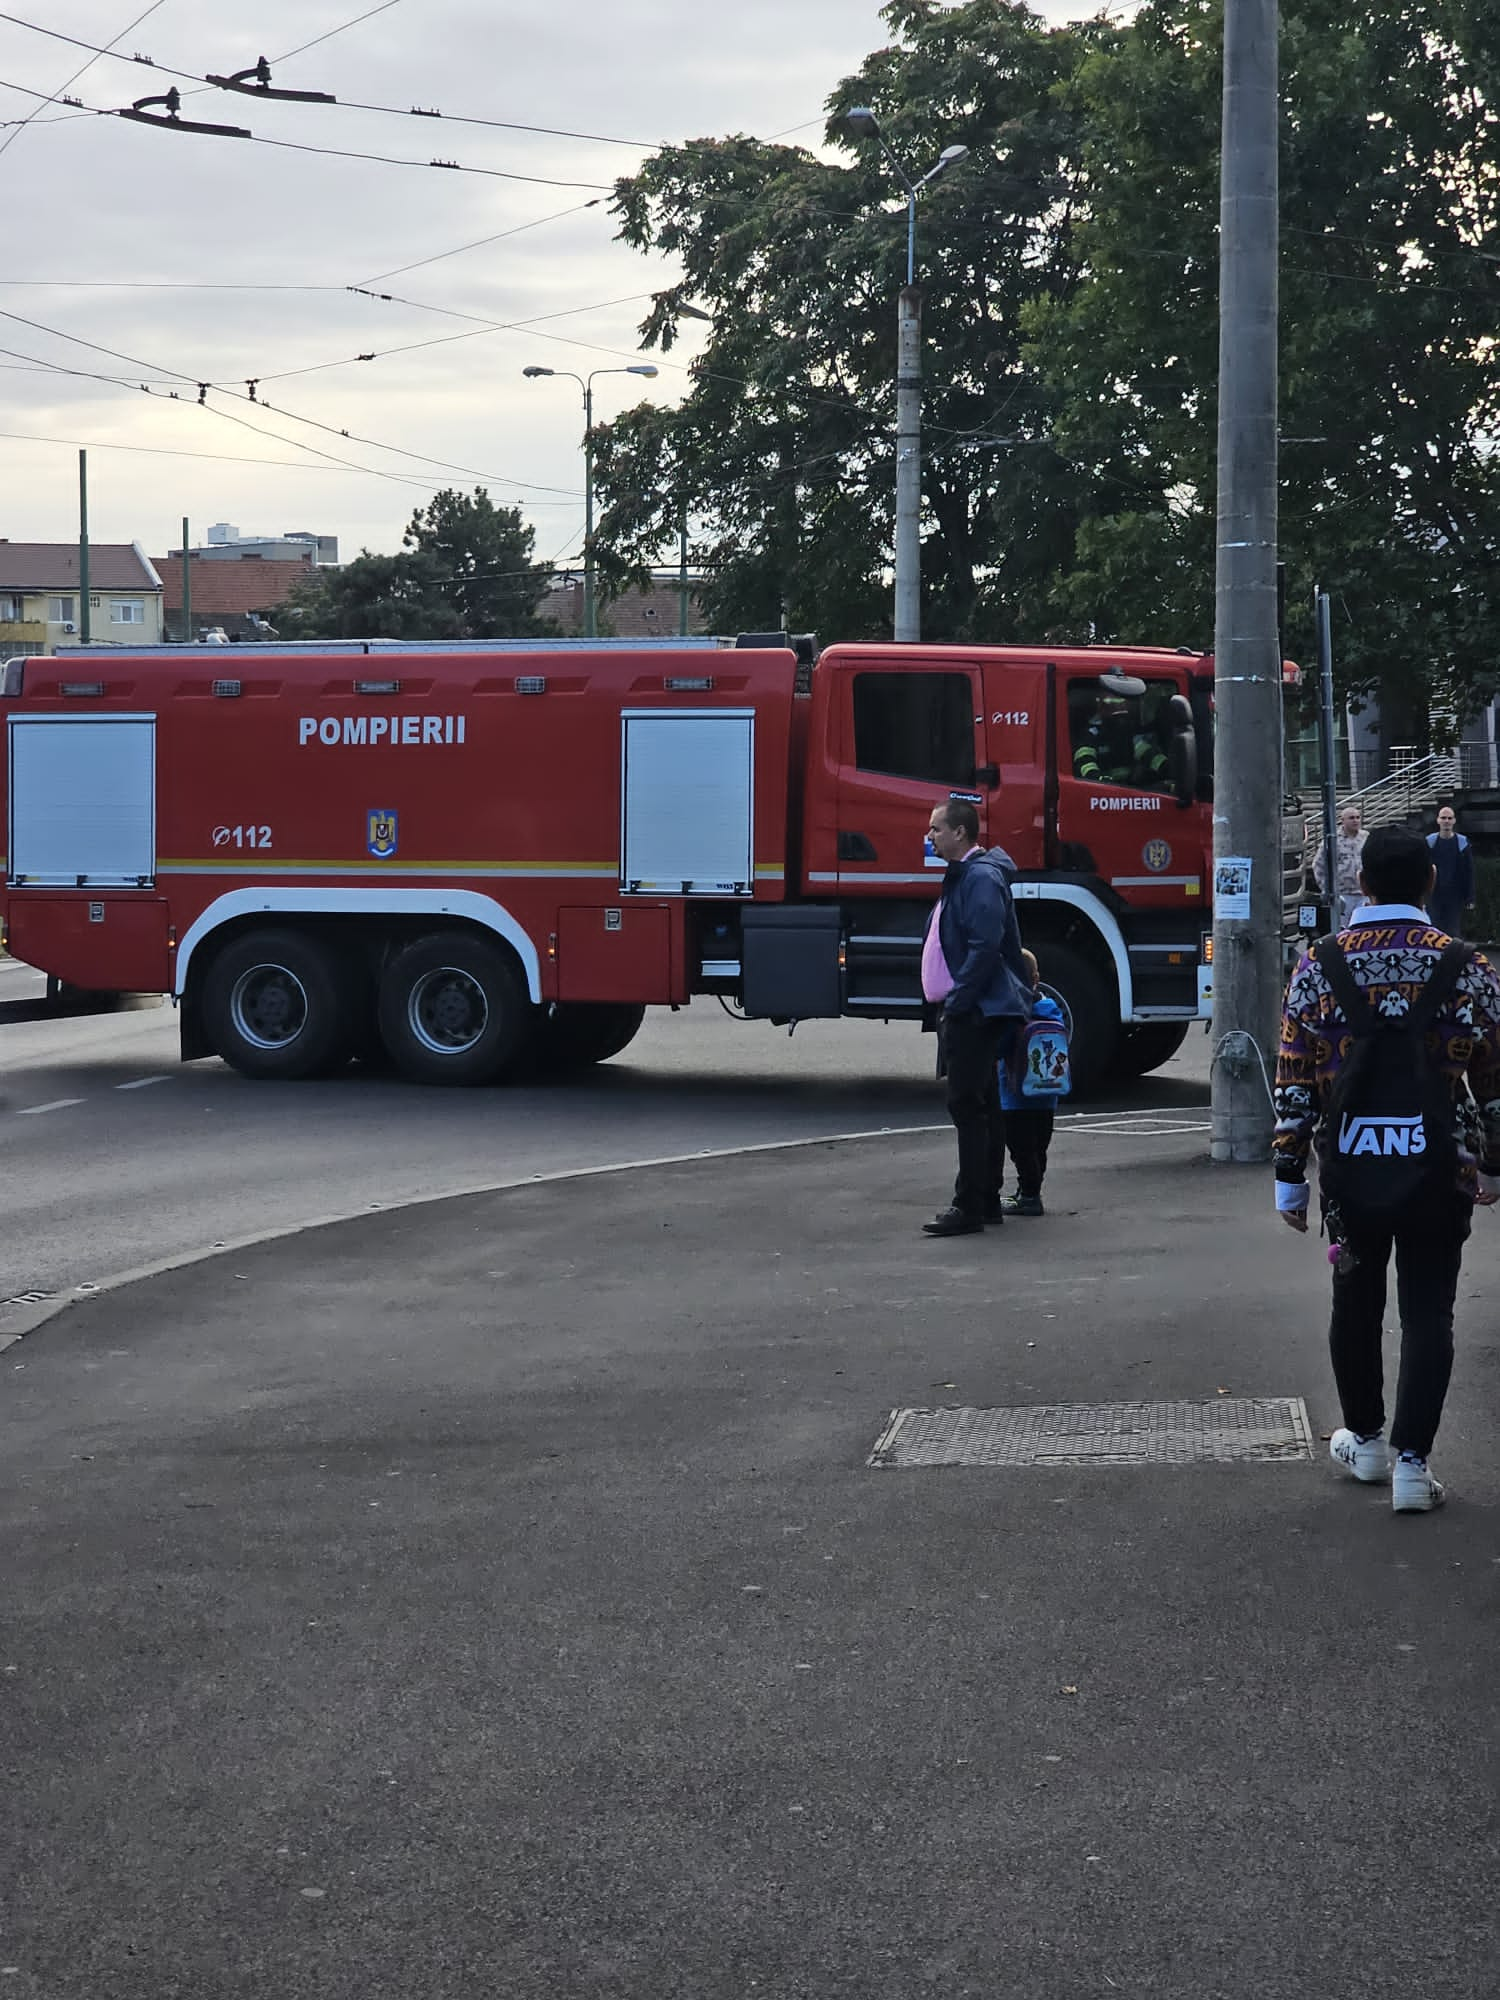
[1214,856,1253,920]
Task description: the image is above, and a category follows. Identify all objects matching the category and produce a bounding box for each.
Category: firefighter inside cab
[1071,684,1172,792]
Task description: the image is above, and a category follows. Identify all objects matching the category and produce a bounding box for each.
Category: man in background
[1313,805,1367,927]
[1426,804,1475,939]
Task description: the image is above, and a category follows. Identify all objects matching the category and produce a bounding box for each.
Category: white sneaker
[1392,1456,1446,1513]
[1330,1429,1389,1483]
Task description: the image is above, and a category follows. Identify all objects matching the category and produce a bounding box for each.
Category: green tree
[274,488,557,640]
[1031,0,1500,718]
[593,0,1120,641]
[596,0,1500,723]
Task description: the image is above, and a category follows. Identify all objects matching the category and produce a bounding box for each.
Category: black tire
[377,930,536,1085]
[1029,941,1118,1097]
[1113,1020,1190,1079]
[542,1002,646,1072]
[201,928,352,1081]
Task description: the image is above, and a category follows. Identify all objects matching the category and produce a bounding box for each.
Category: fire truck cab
[0,637,1213,1091]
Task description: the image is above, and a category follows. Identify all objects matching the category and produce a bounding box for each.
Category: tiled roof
[154,554,314,616]
[0,542,161,591]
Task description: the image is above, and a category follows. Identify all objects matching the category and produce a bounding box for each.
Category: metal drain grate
[869,1398,1314,1468]
[2,1288,55,1310]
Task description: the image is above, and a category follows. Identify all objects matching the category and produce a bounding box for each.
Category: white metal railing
[1282,742,1498,924]
[1285,747,1481,905]
[1339,749,1463,829]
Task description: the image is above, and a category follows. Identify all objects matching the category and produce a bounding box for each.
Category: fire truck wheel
[1030,943,1117,1097]
[377,932,534,1084]
[1113,1020,1190,1079]
[202,929,352,1081]
[542,1002,646,1071]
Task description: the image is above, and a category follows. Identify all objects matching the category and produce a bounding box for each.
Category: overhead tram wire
[0,424,462,475]
[274,0,406,63]
[0,0,165,161]
[9,24,1493,288]
[0,11,822,162]
[4,328,585,499]
[0,301,198,383]
[0,75,614,189]
[353,199,603,287]
[252,289,661,385]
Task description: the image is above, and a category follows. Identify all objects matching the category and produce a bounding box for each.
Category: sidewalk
[5,1124,1499,1998]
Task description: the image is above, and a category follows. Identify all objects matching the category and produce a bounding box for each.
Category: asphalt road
[6,1124,1500,1999]
[0,956,1211,1319]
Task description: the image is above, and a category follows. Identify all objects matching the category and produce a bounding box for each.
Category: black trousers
[937,1011,1007,1216]
[1329,1191,1473,1458]
[1005,1106,1055,1199]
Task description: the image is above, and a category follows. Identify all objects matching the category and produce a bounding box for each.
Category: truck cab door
[830,663,990,891]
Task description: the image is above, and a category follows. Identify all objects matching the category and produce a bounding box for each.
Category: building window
[48,596,77,624]
[0,596,20,621]
[109,600,145,625]
[853,671,976,786]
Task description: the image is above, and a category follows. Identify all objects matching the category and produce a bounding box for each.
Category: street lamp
[522,362,659,638]
[846,106,968,642]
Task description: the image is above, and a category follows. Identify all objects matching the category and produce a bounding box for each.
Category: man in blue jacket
[1427,805,1475,939]
[920,798,1033,1237]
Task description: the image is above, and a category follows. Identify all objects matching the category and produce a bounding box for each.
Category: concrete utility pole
[1210,0,1282,1164]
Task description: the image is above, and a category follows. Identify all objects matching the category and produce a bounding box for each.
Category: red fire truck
[0,636,1213,1091]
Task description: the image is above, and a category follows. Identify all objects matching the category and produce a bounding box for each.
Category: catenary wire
[0,10,826,161]
[0,423,446,474]
[0,75,615,188]
[353,199,603,286]
[274,0,405,63]
[1,18,1495,285]
[0,0,165,160]
[254,288,660,384]
[5,320,588,496]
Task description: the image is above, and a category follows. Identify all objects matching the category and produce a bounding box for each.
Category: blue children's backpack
[1015,999,1071,1100]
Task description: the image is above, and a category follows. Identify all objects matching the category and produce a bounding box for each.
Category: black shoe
[982,1198,1005,1224]
[922,1207,984,1237]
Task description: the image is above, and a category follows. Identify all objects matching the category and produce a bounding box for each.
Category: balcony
[0,618,47,655]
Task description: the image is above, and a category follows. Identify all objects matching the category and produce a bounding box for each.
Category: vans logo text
[1337,1114,1426,1157]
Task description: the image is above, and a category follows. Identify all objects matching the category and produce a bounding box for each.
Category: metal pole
[582,378,596,641]
[78,449,91,645]
[181,516,192,644]
[894,284,922,642]
[1315,587,1339,923]
[1209,0,1280,1165]
[679,506,689,635]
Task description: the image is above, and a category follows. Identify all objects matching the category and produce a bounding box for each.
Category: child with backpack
[1273,826,1500,1512]
[998,948,1070,1216]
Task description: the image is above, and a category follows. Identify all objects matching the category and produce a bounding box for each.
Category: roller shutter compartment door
[620,709,754,895]
[8,715,156,886]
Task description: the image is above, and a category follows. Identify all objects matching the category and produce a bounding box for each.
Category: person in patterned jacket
[1273,824,1500,1512]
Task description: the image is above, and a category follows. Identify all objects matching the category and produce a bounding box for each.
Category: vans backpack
[1313,935,1470,1221]
[1016,1011,1071,1100]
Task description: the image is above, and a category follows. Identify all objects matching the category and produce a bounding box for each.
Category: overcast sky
[1,0,1109,572]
